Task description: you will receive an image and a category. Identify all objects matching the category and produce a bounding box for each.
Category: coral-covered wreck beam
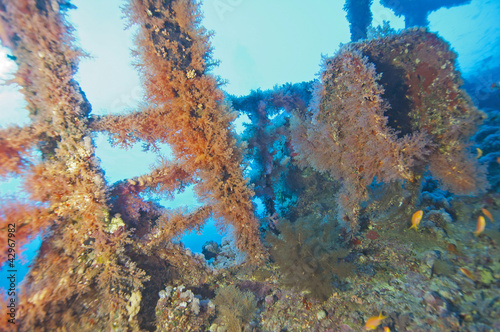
[344,0,373,42]
[229,83,313,218]
[0,0,145,329]
[380,0,471,28]
[0,125,48,177]
[118,0,266,263]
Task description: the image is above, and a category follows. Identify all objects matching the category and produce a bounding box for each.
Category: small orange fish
[409,210,423,231]
[474,215,486,236]
[481,208,494,223]
[459,267,475,280]
[365,312,387,330]
[476,148,482,158]
[497,156,500,165]
[384,327,391,332]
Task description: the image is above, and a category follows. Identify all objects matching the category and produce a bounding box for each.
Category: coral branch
[0,124,48,177]
[138,206,213,254]
[90,104,175,149]
[0,200,50,260]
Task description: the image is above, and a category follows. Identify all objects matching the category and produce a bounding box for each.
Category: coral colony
[0,0,499,331]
